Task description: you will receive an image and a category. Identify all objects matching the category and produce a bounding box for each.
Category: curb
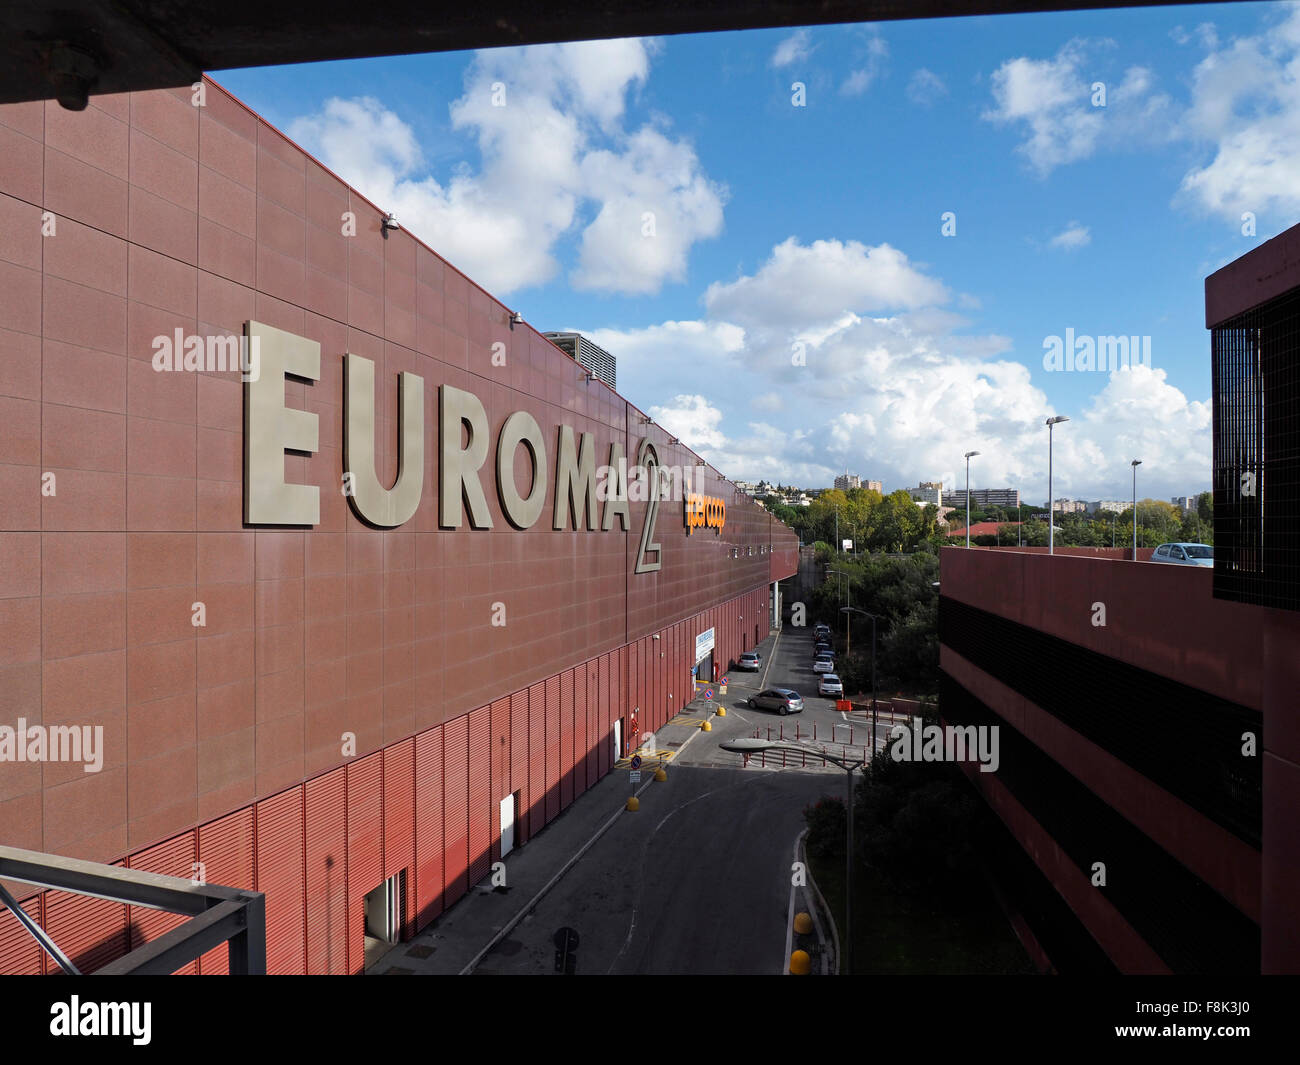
[800,830,841,976]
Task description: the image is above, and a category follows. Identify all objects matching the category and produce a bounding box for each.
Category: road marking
[782,831,800,975]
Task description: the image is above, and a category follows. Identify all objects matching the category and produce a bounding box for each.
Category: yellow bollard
[700,720,712,732]
[716,707,726,716]
[794,912,814,935]
[789,950,811,975]
[654,767,667,782]
[626,796,639,811]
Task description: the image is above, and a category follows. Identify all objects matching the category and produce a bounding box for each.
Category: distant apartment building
[1053,499,1088,515]
[947,488,1021,508]
[908,481,944,506]
[1172,496,1196,511]
[834,473,860,491]
[1087,500,1128,515]
[864,480,883,493]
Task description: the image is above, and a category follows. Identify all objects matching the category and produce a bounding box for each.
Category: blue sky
[213,2,1300,504]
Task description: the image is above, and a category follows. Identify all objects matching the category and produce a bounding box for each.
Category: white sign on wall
[695,628,715,661]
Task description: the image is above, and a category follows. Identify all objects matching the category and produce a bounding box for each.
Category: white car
[1150,542,1213,568]
[819,673,843,697]
[812,655,835,674]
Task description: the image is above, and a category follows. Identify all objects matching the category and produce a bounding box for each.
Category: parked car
[813,624,831,640]
[1150,542,1213,568]
[818,673,843,697]
[736,651,761,671]
[812,654,835,674]
[747,688,804,715]
[814,641,832,656]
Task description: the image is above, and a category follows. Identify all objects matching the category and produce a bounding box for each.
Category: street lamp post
[963,451,980,548]
[828,569,852,648]
[841,606,879,751]
[1045,416,1069,554]
[1131,459,1142,560]
[720,738,865,974]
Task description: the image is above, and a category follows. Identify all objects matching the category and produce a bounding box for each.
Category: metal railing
[0,845,266,975]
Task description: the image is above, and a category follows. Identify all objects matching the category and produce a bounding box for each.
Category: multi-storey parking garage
[0,78,797,973]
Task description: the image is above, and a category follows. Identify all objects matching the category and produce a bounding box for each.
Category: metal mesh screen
[1212,286,1300,608]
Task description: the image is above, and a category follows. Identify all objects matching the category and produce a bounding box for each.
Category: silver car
[747,688,804,715]
[1151,542,1213,568]
[819,673,843,697]
[812,654,835,674]
[736,651,761,671]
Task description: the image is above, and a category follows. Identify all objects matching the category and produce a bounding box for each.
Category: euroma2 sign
[241,320,725,573]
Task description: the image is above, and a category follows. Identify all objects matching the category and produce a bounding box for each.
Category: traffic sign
[629,771,641,784]
[704,689,713,700]
[631,754,642,769]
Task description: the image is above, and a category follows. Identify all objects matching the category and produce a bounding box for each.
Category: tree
[1196,490,1213,523]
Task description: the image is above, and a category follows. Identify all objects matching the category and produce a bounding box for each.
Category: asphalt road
[679,623,886,769]
[475,763,833,975]
[473,624,869,976]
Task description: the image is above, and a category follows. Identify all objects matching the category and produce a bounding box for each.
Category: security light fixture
[381,213,400,231]
[508,310,523,330]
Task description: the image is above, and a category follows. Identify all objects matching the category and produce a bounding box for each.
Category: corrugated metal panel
[509,689,529,843]
[413,725,444,930]
[43,873,129,974]
[304,768,348,974]
[596,655,610,775]
[128,832,198,974]
[468,705,491,884]
[574,662,588,799]
[490,697,510,801]
[384,739,415,883]
[346,752,384,974]
[559,669,575,810]
[0,895,44,974]
[196,807,255,975]
[544,675,561,824]
[528,681,545,837]
[490,697,510,859]
[585,659,600,786]
[443,714,469,906]
[256,788,306,975]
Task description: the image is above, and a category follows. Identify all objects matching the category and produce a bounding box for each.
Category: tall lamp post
[720,738,865,974]
[841,605,879,754]
[1045,415,1069,554]
[1131,459,1142,560]
[963,451,980,548]
[828,569,852,644]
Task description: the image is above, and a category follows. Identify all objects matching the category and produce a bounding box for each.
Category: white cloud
[288,38,724,297]
[1049,222,1091,250]
[983,40,1171,176]
[589,236,1209,500]
[907,68,948,106]
[840,29,889,96]
[703,238,949,336]
[771,29,814,69]
[1177,7,1300,222]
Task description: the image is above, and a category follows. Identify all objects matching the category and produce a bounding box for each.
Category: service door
[500,794,516,858]
[612,718,622,762]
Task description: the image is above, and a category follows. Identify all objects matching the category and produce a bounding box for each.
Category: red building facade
[0,78,797,973]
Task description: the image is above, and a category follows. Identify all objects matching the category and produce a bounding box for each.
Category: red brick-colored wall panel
[527,682,545,837]
[127,832,199,974]
[345,752,382,974]
[254,788,305,976]
[413,725,444,929]
[196,806,255,974]
[304,768,348,974]
[442,715,469,907]
[559,669,575,811]
[383,738,414,885]
[468,705,491,885]
[545,675,561,824]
